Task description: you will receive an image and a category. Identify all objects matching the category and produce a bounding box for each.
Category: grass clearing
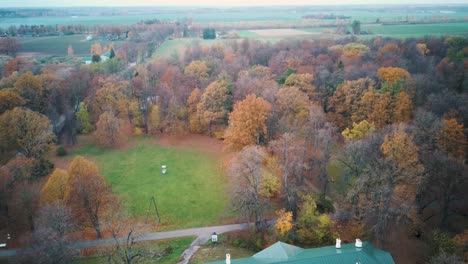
[77,236,195,264]
[249,29,314,37]
[69,137,230,229]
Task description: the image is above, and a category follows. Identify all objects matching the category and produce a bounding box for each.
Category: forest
[0,17,467,263]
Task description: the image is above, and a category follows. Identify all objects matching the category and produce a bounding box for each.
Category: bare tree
[230,146,267,228]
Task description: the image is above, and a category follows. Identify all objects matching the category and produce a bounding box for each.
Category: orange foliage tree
[224,94,272,151]
[275,209,293,237]
[377,67,411,84]
[437,118,466,159]
[66,156,118,239]
[187,88,203,133]
[0,89,24,114]
[94,111,127,148]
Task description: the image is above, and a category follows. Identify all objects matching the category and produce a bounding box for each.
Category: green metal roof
[206,241,395,264]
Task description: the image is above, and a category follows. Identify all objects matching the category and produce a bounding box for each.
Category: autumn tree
[437,118,466,159]
[66,156,118,239]
[17,204,77,264]
[2,57,31,77]
[187,88,203,133]
[327,78,375,130]
[342,120,375,141]
[275,209,293,237]
[75,102,92,134]
[9,182,41,232]
[393,91,413,123]
[197,78,232,135]
[275,86,311,129]
[14,71,45,112]
[91,42,103,56]
[0,107,55,158]
[89,78,130,120]
[0,89,24,114]
[269,133,307,217]
[224,94,272,151]
[0,37,20,55]
[41,169,70,205]
[284,73,316,100]
[296,195,334,245]
[378,66,411,85]
[94,111,126,148]
[230,146,270,229]
[184,60,209,81]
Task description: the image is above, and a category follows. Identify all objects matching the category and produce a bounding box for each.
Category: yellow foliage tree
[41,168,69,205]
[275,209,293,236]
[342,120,375,141]
[94,111,126,148]
[187,88,203,133]
[224,94,272,151]
[184,60,209,80]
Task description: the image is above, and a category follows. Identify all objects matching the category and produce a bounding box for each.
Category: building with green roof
[206,241,395,264]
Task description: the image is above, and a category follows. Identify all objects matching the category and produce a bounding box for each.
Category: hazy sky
[2,0,467,7]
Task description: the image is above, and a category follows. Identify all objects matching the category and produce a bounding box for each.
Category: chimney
[335,238,341,249]
[355,238,362,248]
[226,253,231,264]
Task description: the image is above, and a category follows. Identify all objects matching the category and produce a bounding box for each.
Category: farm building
[207,241,395,264]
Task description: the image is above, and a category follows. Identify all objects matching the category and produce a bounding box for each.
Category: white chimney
[226,253,231,264]
[335,238,341,248]
[355,238,362,248]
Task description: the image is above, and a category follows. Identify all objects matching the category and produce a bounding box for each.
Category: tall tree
[197,78,232,134]
[41,169,70,205]
[224,94,272,151]
[94,111,126,148]
[0,107,56,158]
[0,89,24,114]
[230,146,269,228]
[437,118,466,159]
[66,156,118,239]
[0,37,20,55]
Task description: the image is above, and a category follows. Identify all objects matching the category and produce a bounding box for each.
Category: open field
[18,35,124,56]
[250,28,314,37]
[67,137,230,229]
[2,7,468,27]
[362,22,468,38]
[77,236,195,264]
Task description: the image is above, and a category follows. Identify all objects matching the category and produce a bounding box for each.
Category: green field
[362,22,468,38]
[71,137,229,229]
[19,35,124,56]
[2,8,468,27]
[77,236,195,264]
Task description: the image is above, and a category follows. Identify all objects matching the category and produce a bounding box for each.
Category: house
[206,241,395,264]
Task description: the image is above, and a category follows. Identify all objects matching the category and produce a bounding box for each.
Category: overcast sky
[2,0,467,7]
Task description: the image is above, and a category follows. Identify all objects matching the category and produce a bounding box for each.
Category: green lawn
[71,137,229,229]
[77,236,195,264]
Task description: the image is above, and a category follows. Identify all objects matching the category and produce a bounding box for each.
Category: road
[0,222,258,258]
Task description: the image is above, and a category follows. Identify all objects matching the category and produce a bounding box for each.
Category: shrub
[56,145,67,156]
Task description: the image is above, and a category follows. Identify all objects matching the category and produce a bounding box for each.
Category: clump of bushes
[56,145,67,156]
